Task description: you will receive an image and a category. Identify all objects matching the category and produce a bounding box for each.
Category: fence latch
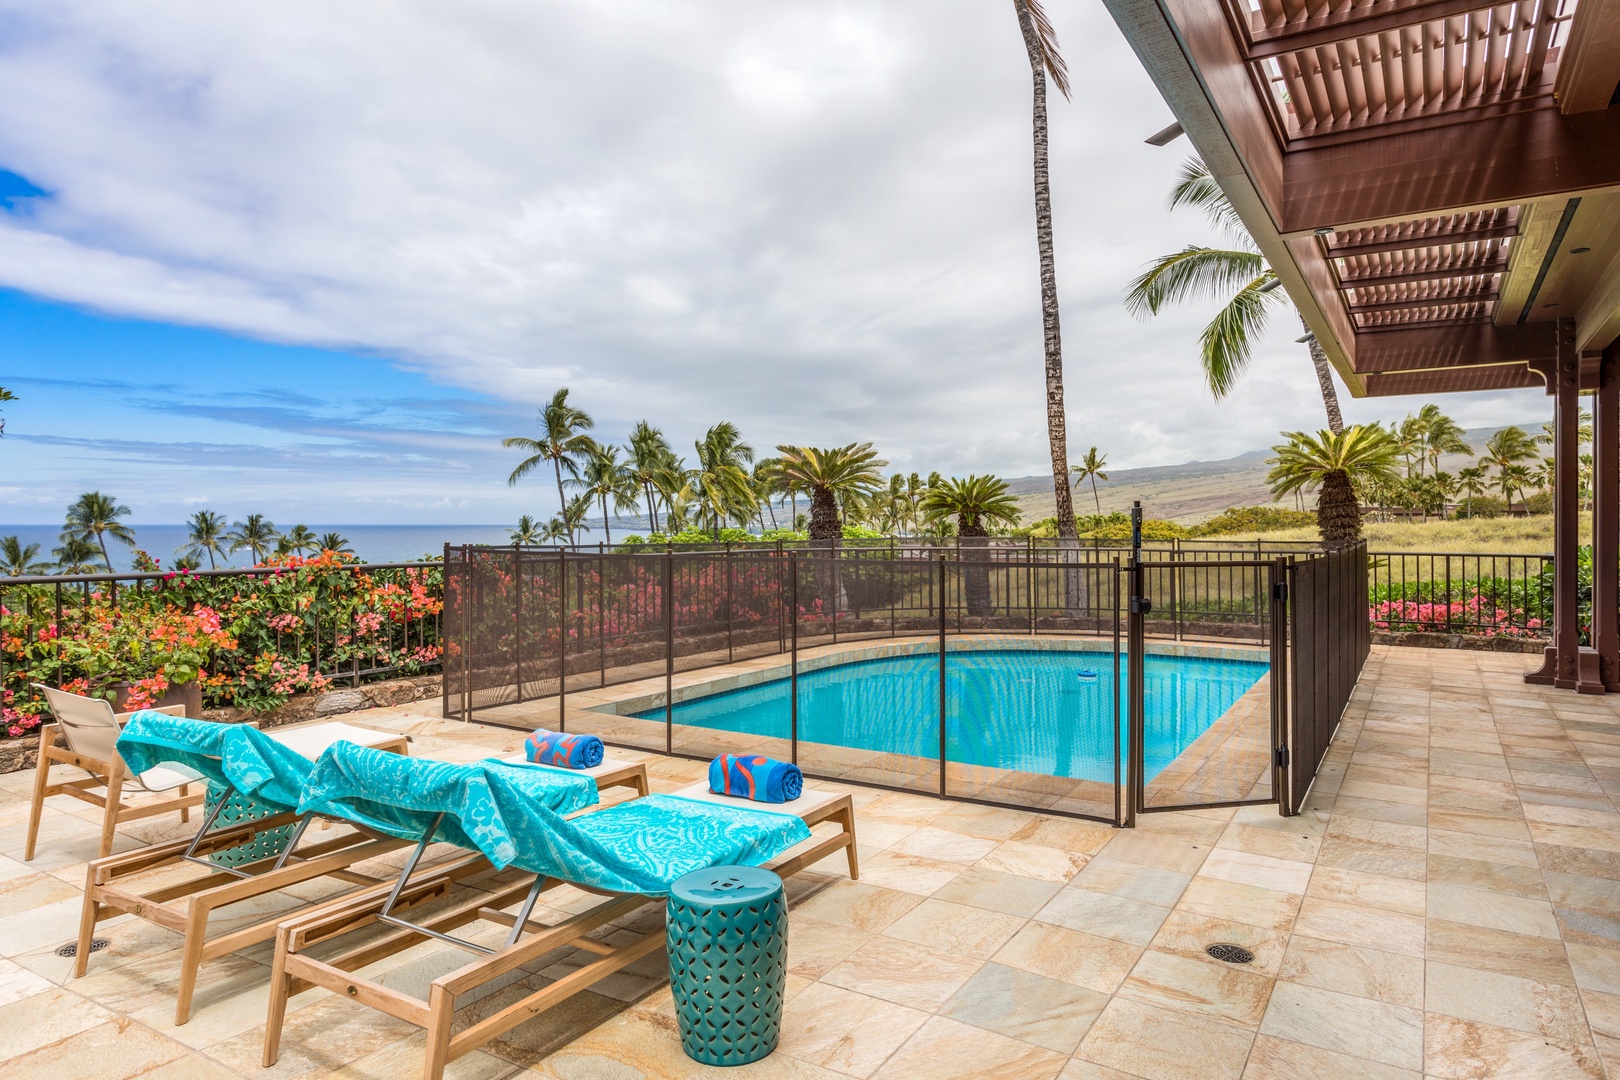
[1129,596,1153,614]
[1274,746,1290,769]
[1271,581,1288,602]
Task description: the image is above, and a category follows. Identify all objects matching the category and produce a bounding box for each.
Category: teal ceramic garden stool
[666,865,787,1066]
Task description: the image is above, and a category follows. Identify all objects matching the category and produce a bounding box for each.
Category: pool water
[636,649,1267,783]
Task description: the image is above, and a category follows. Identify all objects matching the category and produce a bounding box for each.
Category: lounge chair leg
[263,930,293,1068]
[179,783,190,824]
[24,741,51,862]
[840,806,859,880]
[99,771,125,860]
[423,984,455,1080]
[73,875,100,979]
[174,902,210,1025]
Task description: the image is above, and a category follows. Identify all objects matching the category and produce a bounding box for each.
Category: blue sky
[0,1,1551,529]
[0,289,535,523]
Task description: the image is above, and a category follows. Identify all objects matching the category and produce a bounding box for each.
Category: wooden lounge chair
[25,684,203,862]
[78,715,648,1026]
[262,764,857,1080]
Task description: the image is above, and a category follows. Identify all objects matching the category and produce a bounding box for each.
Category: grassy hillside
[1012,419,1551,526]
[1219,515,1569,554]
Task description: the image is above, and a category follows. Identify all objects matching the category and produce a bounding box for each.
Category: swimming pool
[635,648,1267,783]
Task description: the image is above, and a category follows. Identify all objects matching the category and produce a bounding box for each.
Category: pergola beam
[1326,224,1517,259]
[1360,364,1545,395]
[1338,256,1511,287]
[1246,0,1509,61]
[1347,290,1500,315]
[1282,108,1620,234]
[1555,0,1620,114]
[1349,321,1556,372]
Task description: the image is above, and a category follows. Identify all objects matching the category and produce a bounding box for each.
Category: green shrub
[1189,505,1317,536]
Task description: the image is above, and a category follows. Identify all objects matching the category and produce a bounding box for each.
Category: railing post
[789,551,799,765]
[512,544,523,704]
[558,551,567,731]
[597,553,606,688]
[726,547,735,664]
[938,555,947,800]
[1270,557,1291,816]
[664,550,674,755]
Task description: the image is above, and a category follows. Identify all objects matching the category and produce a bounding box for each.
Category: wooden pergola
[1100,0,1620,690]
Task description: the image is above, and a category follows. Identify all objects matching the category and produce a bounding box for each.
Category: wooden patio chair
[262,751,857,1080]
[25,684,205,862]
[78,715,649,1025]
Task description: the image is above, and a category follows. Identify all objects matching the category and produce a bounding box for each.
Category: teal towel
[297,742,811,895]
[515,794,812,896]
[116,713,324,813]
[298,742,599,865]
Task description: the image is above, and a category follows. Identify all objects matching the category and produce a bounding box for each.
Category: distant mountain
[1012,419,1549,524]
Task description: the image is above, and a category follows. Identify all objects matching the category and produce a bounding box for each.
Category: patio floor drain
[1205,943,1254,964]
[55,939,109,958]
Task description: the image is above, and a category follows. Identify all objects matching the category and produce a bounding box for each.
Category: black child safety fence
[442,538,1369,826]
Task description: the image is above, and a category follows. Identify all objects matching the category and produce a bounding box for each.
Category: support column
[1527,318,1604,691]
[1594,340,1620,691]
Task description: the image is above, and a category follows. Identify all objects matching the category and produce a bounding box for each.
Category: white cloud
[0,0,1553,514]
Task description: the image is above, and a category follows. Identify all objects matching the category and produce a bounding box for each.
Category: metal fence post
[441,543,453,720]
[557,551,567,731]
[664,550,674,756]
[938,555,948,800]
[790,551,799,765]
[512,544,523,704]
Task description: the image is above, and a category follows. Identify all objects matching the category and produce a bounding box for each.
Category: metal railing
[1,562,443,719]
[1366,551,1552,639]
[443,541,1367,824]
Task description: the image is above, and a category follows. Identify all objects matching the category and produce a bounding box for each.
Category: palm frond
[1124,247,1267,319]
[1018,0,1070,99]
[1167,158,1252,246]
[1200,275,1285,399]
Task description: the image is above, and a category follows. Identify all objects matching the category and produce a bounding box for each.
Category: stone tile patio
[0,645,1617,1078]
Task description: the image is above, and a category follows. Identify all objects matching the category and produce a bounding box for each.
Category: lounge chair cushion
[299,743,599,862]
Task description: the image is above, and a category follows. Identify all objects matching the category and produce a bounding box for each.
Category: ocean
[0,523,561,572]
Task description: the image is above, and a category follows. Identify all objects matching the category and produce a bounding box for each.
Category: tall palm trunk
[599,495,612,545]
[1302,316,1344,435]
[553,459,573,545]
[1015,0,1077,546]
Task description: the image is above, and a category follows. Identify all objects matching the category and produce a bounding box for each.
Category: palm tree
[558,494,594,542]
[1266,426,1400,545]
[504,389,595,545]
[277,524,319,556]
[1415,404,1472,476]
[1394,415,1425,477]
[510,515,545,545]
[1069,447,1109,515]
[627,421,677,534]
[1126,158,1344,433]
[317,531,353,555]
[1456,465,1490,518]
[1500,463,1535,511]
[1011,0,1082,547]
[62,491,136,570]
[180,510,229,569]
[753,458,785,530]
[227,514,279,565]
[682,423,757,540]
[0,386,15,437]
[1,536,51,576]
[52,535,102,574]
[922,476,1023,614]
[773,443,889,543]
[1478,426,1540,506]
[574,440,640,545]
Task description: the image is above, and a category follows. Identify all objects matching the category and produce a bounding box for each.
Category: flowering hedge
[2,551,442,738]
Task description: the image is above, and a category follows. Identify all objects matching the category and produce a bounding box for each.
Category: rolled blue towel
[708,753,802,803]
[524,728,605,770]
